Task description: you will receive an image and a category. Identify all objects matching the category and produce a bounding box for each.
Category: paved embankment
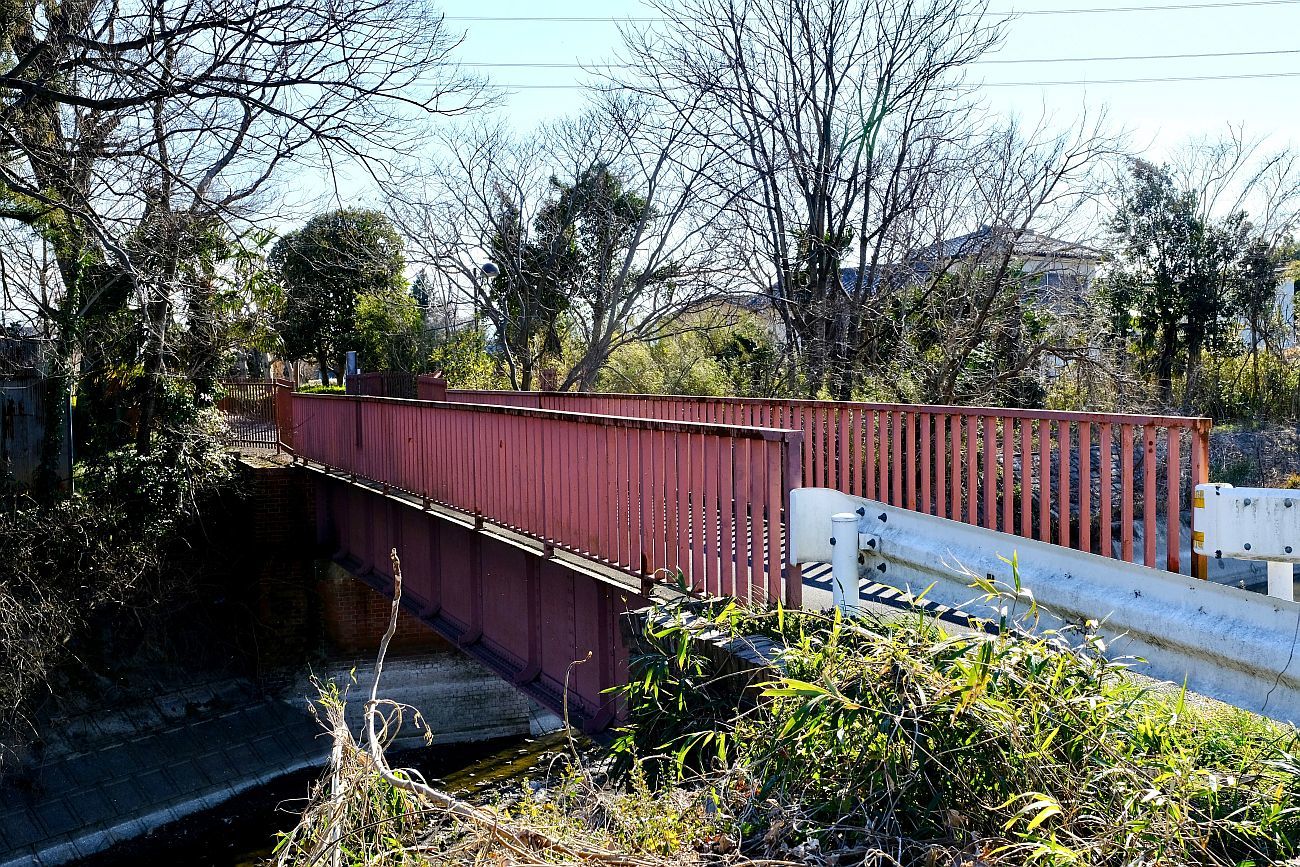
[0,653,540,867]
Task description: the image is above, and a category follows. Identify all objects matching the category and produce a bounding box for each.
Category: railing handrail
[443,388,1212,430]
[298,391,803,442]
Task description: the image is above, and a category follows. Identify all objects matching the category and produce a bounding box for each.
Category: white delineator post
[1268,562,1295,602]
[830,512,859,613]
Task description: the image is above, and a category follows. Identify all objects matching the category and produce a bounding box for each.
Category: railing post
[274,379,294,452]
[417,374,447,401]
[1191,419,1211,580]
[783,430,804,609]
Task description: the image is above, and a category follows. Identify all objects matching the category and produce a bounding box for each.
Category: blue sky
[433,0,1300,158]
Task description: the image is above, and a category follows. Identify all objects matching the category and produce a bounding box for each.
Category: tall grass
[614,596,1300,865]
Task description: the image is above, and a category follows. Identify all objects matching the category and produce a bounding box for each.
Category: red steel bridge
[221,375,1211,729]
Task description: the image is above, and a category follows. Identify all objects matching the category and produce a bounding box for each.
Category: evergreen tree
[271,209,405,384]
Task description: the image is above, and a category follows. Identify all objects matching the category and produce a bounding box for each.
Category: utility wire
[443,0,1300,22]
[482,70,1300,89]
[459,47,1300,69]
[983,69,1300,85]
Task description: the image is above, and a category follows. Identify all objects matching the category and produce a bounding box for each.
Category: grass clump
[612,596,1300,866]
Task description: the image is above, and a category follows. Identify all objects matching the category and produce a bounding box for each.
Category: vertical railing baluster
[1059,420,1072,549]
[1019,418,1032,537]
[893,410,905,507]
[691,430,707,592]
[935,413,947,519]
[1120,425,1135,562]
[851,408,864,498]
[983,415,996,529]
[965,415,978,525]
[907,412,918,511]
[734,436,751,601]
[1039,420,1052,542]
[704,434,721,595]
[921,412,932,515]
[949,415,962,521]
[1001,418,1014,532]
[766,441,783,607]
[1079,422,1092,554]
[837,407,849,491]
[721,436,736,597]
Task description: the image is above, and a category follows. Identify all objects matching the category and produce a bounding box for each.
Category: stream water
[73,732,572,867]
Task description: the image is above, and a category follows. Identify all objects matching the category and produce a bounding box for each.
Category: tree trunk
[1156,321,1177,406]
[135,292,170,453]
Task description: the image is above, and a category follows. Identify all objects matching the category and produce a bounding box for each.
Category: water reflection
[74,732,573,867]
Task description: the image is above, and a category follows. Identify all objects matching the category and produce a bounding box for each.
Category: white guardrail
[789,487,1300,728]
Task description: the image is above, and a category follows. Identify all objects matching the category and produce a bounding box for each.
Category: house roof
[923,226,1103,263]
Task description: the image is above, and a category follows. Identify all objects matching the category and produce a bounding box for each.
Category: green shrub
[615,590,1300,866]
[298,383,346,394]
[427,323,509,390]
[1185,348,1300,421]
[0,382,235,764]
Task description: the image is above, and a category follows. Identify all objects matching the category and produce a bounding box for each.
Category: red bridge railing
[291,393,805,606]
[444,389,1211,577]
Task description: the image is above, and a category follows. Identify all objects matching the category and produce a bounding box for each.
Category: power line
[984,70,1300,85]
[482,70,1300,89]
[459,47,1300,69]
[982,47,1300,63]
[1003,0,1300,10]
[443,0,1300,22]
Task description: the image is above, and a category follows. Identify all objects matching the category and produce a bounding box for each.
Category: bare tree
[886,115,1119,404]
[1168,126,1300,247]
[0,0,481,477]
[618,0,1014,398]
[390,95,737,391]
[613,0,1123,402]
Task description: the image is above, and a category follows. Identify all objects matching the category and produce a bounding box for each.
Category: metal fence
[345,372,418,398]
[217,380,295,451]
[292,393,805,606]
[217,380,278,448]
[444,390,1212,577]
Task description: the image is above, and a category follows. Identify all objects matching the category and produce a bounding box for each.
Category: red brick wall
[237,459,316,677]
[237,459,448,667]
[317,564,451,655]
